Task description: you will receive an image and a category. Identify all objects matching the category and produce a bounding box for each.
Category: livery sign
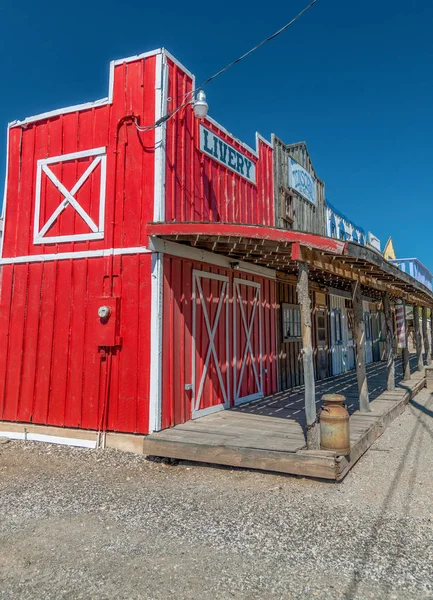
[199,125,256,184]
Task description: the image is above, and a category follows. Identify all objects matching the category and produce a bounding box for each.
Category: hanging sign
[199,125,256,184]
[288,158,316,205]
[395,303,406,348]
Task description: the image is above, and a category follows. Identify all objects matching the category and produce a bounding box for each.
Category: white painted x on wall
[34,147,107,244]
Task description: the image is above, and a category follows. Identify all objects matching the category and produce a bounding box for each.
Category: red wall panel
[164,59,275,228]
[2,57,157,259]
[0,254,152,433]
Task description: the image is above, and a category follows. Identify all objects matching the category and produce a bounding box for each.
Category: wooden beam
[346,242,433,302]
[383,292,395,391]
[352,281,370,412]
[413,306,423,371]
[296,261,320,449]
[422,306,431,365]
[402,302,411,381]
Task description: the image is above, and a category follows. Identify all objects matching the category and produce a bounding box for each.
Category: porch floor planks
[143,355,426,480]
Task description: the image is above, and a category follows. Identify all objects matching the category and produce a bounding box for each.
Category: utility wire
[135,0,318,132]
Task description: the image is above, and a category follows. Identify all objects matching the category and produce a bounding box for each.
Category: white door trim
[192,270,230,419]
[233,278,263,406]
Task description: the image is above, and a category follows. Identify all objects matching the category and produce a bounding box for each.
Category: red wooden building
[0,49,280,437]
[1,49,432,463]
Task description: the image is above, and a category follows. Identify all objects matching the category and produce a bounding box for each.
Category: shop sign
[200,125,256,184]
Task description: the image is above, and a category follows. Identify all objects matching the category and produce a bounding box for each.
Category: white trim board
[0,123,10,259]
[256,132,273,149]
[153,53,168,222]
[149,237,276,280]
[0,431,97,449]
[0,246,151,265]
[149,252,164,432]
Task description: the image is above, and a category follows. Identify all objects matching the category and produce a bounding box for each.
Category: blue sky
[1,0,432,270]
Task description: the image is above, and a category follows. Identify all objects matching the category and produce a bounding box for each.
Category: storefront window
[282,303,301,341]
[333,308,343,343]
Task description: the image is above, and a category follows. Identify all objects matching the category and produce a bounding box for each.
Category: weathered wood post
[402,302,411,381]
[382,292,395,391]
[413,306,423,371]
[351,281,370,412]
[422,306,431,365]
[297,261,319,449]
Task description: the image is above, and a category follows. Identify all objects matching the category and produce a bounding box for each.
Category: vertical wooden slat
[352,281,370,412]
[297,262,319,449]
[382,292,395,391]
[413,305,423,372]
[422,306,431,365]
[402,302,411,381]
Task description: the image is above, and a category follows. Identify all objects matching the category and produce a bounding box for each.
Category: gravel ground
[1,390,433,600]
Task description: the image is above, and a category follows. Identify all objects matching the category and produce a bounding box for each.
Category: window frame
[364,311,372,341]
[333,308,343,345]
[281,303,302,342]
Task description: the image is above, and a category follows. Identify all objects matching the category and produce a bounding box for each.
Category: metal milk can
[320,394,350,455]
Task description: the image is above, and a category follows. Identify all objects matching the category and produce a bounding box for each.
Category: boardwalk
[143,355,426,479]
[234,354,419,423]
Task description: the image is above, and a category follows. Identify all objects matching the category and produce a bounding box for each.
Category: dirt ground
[1,390,433,600]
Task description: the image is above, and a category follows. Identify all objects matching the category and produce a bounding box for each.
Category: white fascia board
[149,252,163,432]
[256,132,272,148]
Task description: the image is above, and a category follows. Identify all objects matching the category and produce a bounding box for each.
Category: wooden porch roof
[147,222,433,307]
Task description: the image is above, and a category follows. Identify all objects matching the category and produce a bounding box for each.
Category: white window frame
[33,147,107,244]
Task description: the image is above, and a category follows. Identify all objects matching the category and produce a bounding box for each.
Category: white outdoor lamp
[193,90,209,119]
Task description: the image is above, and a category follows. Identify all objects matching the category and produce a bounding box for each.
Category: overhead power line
[135,0,319,132]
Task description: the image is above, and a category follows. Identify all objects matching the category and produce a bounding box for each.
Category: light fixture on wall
[193,90,209,119]
[230,261,240,270]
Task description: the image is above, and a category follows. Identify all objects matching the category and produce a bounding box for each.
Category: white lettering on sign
[199,125,256,184]
[288,158,316,205]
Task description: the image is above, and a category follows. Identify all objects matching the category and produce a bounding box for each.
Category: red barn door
[234,278,263,405]
[192,271,230,418]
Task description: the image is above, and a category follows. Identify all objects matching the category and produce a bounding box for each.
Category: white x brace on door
[233,278,263,405]
[191,271,230,419]
[34,147,107,244]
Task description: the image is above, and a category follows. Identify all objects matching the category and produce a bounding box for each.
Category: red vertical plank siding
[164,59,274,228]
[65,259,88,427]
[31,261,57,424]
[18,262,44,422]
[0,268,14,418]
[3,264,28,420]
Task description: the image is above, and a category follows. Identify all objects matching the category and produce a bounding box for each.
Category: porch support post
[402,302,411,381]
[413,305,423,371]
[422,306,431,365]
[382,292,395,391]
[297,261,319,449]
[352,281,370,412]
